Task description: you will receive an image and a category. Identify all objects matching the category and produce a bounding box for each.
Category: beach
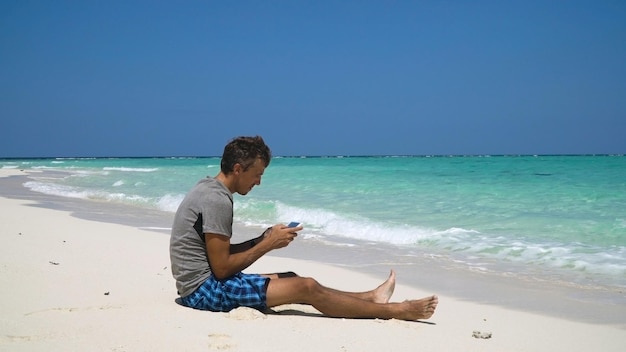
[1,168,625,352]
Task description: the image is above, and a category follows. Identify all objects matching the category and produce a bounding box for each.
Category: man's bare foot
[372,270,396,303]
[399,295,439,321]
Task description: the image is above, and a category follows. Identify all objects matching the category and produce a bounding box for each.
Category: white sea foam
[157,193,185,212]
[23,181,151,206]
[269,200,626,281]
[102,167,159,172]
[273,201,440,245]
[74,170,110,176]
[23,181,93,199]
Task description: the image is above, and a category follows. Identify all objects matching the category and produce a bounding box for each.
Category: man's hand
[263,223,303,249]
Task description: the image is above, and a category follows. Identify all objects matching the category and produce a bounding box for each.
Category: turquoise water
[2,155,625,290]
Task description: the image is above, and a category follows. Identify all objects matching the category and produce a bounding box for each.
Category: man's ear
[232,163,243,175]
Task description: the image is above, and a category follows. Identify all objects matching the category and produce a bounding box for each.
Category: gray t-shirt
[169,177,233,297]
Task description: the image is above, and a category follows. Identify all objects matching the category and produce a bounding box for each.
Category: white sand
[1,170,625,351]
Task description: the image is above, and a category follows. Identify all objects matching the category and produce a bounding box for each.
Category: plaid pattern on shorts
[180,273,270,312]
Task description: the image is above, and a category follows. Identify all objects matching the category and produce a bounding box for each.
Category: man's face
[234,158,266,195]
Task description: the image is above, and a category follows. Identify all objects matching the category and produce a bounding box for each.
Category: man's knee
[299,277,323,296]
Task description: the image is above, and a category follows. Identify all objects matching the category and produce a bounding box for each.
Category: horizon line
[1,153,625,160]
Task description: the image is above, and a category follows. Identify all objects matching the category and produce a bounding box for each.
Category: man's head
[220,136,271,195]
[220,136,271,174]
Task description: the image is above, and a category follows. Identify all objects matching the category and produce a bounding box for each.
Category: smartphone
[287,222,300,228]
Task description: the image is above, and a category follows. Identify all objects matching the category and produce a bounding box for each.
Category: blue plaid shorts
[180,273,270,312]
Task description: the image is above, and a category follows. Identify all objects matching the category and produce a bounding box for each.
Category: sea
[2,155,625,311]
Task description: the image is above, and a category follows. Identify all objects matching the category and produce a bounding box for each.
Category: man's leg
[265,272,438,321]
[264,270,396,304]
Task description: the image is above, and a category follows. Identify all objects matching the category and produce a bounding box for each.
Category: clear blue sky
[1,0,625,157]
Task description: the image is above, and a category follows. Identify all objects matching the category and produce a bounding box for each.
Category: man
[169,135,438,321]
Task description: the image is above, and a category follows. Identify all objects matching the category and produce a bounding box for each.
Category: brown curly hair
[220,136,272,174]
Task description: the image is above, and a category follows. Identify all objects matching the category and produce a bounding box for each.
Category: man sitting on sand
[169,135,438,321]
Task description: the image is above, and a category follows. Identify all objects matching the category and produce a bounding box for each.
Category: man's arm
[229,227,271,254]
[205,224,302,280]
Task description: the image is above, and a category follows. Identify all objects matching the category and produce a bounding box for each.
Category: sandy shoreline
[1,169,625,351]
